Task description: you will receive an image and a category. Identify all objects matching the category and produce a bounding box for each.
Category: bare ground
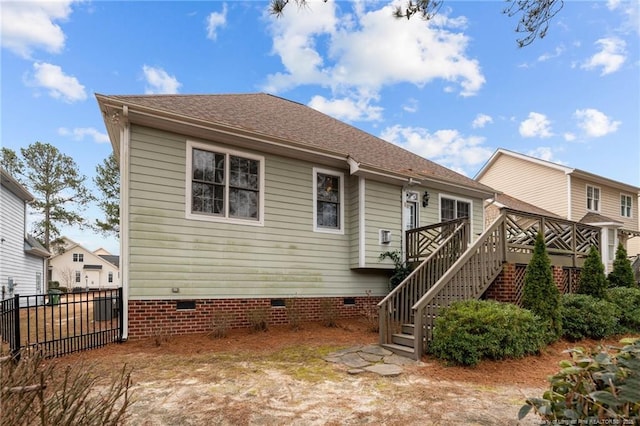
[52,319,636,426]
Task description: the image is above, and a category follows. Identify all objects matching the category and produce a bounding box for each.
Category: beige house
[476,148,640,273]
[48,237,120,291]
[97,93,496,341]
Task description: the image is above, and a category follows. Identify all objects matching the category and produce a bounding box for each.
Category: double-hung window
[586,185,600,212]
[440,196,471,221]
[75,271,81,283]
[187,141,264,225]
[621,194,632,218]
[313,168,344,234]
[73,253,83,262]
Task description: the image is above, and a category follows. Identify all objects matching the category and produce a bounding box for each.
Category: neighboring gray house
[97,93,496,340]
[0,168,50,300]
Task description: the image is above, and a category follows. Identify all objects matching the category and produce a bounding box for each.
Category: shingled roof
[99,93,494,196]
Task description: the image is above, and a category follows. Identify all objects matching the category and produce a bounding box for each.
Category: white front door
[404,191,419,231]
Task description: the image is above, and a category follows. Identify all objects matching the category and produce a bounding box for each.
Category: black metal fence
[0,288,123,359]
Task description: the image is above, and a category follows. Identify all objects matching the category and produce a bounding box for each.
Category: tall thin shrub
[578,245,607,298]
[521,232,561,341]
[608,242,636,288]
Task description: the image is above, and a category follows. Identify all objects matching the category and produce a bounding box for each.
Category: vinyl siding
[49,248,120,290]
[126,125,389,299]
[363,180,402,267]
[570,176,638,231]
[0,184,45,298]
[478,155,569,218]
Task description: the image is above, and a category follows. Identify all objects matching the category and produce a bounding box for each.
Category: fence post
[12,294,21,361]
[117,287,124,342]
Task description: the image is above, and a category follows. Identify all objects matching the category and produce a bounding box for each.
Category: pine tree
[94,152,120,236]
[577,245,608,298]
[521,232,562,341]
[608,242,636,288]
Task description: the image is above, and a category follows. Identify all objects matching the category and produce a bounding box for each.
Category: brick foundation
[127,296,382,339]
[484,263,582,305]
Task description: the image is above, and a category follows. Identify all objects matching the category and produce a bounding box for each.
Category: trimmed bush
[577,245,608,298]
[430,300,547,366]
[608,242,637,288]
[607,287,640,332]
[521,232,562,341]
[520,338,640,423]
[560,294,621,341]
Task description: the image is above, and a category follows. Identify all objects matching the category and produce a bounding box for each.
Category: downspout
[566,173,572,221]
[359,177,366,268]
[120,105,130,341]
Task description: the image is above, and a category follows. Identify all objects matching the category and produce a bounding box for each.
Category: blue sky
[1,0,639,255]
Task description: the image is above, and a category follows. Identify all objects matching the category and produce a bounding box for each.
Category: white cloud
[380,125,493,175]
[206,4,227,41]
[308,93,383,122]
[1,1,76,58]
[58,127,110,144]
[29,62,87,103]
[526,147,559,163]
[581,38,627,75]
[563,132,576,142]
[537,45,565,62]
[402,98,418,113]
[264,2,484,110]
[472,113,493,129]
[574,108,620,138]
[142,65,181,94]
[607,0,639,35]
[519,112,553,138]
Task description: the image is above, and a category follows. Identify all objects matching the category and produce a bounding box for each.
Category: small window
[441,196,471,221]
[186,141,264,225]
[587,185,600,212]
[621,194,632,218]
[73,253,84,262]
[607,229,616,262]
[75,271,81,283]
[108,272,113,283]
[313,168,344,233]
[270,299,285,307]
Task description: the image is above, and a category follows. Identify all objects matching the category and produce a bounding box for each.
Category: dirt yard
[53,319,634,426]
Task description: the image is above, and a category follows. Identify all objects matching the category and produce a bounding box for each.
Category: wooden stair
[381,324,415,358]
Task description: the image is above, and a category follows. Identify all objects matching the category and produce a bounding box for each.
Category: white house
[48,237,120,291]
[0,168,50,300]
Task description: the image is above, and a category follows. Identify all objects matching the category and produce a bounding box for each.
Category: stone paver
[325,345,416,376]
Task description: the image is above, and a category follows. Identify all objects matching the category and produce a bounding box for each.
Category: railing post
[12,294,21,361]
[117,287,124,342]
[413,307,423,360]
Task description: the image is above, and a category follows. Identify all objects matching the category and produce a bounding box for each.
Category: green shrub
[560,294,621,341]
[608,242,637,288]
[520,338,640,423]
[578,245,608,298]
[607,287,640,332]
[521,232,562,341]
[430,300,547,366]
[379,250,413,290]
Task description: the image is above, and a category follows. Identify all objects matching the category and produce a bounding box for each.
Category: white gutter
[566,173,572,221]
[120,105,130,341]
[359,176,366,268]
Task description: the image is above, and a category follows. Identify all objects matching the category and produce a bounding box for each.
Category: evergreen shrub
[560,294,621,341]
[608,242,637,288]
[606,287,640,332]
[578,245,608,298]
[430,299,547,366]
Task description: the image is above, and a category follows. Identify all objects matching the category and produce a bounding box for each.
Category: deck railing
[405,218,469,263]
[378,219,469,345]
[412,215,507,357]
[503,209,600,265]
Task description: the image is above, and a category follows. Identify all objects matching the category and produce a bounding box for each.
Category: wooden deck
[379,209,601,359]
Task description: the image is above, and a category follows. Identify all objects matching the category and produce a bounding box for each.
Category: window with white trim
[621,194,632,218]
[607,228,616,262]
[73,253,84,262]
[108,272,113,283]
[186,141,264,224]
[313,168,344,233]
[404,192,419,230]
[440,196,471,221]
[586,185,600,212]
[75,271,81,283]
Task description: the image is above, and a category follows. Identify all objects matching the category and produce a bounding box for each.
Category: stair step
[392,332,414,347]
[381,343,416,360]
[401,324,414,335]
